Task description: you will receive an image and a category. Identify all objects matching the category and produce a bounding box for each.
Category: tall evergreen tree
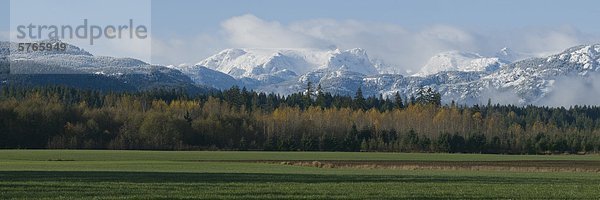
[394,92,404,109]
[354,87,366,110]
[304,81,313,107]
[315,84,327,108]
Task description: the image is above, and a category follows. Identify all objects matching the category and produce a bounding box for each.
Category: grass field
[1,150,599,199]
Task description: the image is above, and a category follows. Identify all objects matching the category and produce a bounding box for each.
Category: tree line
[0,84,599,154]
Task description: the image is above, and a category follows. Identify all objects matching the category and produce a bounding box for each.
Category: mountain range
[2,40,600,106]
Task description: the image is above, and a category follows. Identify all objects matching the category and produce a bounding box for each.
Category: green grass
[1,150,599,199]
[2,150,600,161]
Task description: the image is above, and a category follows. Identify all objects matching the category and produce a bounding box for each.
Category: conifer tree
[394,92,404,109]
[354,87,366,110]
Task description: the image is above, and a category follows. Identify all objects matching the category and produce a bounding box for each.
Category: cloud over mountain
[152,14,600,75]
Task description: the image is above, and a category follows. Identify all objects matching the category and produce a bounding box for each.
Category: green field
[1,150,599,199]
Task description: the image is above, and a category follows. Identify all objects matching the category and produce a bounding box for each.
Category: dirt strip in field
[235,160,600,172]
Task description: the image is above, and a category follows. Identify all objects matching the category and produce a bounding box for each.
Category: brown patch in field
[255,160,600,173]
[47,159,76,161]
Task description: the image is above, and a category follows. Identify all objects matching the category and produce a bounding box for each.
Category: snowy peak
[496,47,517,62]
[548,44,600,70]
[325,48,378,75]
[196,48,330,80]
[195,48,247,73]
[495,47,532,63]
[415,51,504,76]
[193,48,379,83]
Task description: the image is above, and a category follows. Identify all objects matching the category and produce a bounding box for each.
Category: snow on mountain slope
[416,45,600,104]
[191,48,379,83]
[10,53,150,75]
[196,48,330,80]
[256,44,600,106]
[175,65,239,90]
[371,58,401,74]
[325,48,379,75]
[553,44,600,71]
[415,51,504,77]
[482,44,600,104]
[258,69,368,96]
[4,40,149,75]
[1,41,198,91]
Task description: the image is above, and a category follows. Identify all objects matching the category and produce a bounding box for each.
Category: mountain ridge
[3,40,600,106]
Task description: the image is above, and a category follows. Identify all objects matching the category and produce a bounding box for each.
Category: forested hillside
[1,85,599,154]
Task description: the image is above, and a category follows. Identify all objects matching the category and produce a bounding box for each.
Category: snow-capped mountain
[324,48,378,75]
[0,41,204,92]
[415,51,505,77]
[7,40,149,75]
[180,48,379,84]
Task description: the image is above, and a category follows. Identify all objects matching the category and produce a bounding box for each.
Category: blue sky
[150,0,600,35]
[2,0,600,72]
[5,0,599,37]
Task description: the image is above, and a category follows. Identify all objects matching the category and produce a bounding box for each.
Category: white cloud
[478,87,523,106]
[52,37,153,64]
[501,26,585,57]
[218,16,484,73]
[104,37,152,62]
[151,34,226,66]
[539,74,600,107]
[221,14,329,49]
